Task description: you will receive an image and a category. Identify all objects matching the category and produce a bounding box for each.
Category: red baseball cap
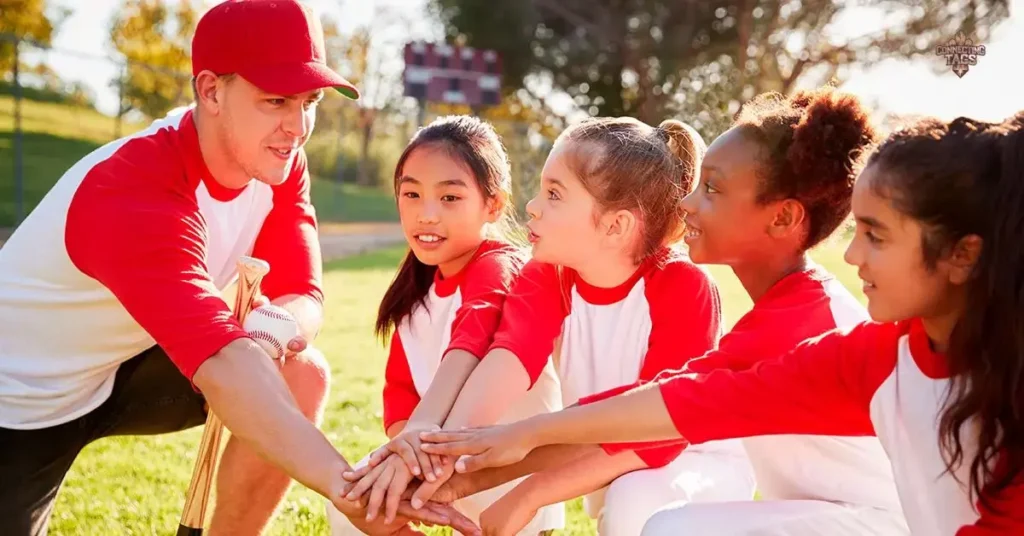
[192,0,359,100]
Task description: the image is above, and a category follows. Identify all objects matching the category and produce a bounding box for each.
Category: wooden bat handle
[177,256,270,534]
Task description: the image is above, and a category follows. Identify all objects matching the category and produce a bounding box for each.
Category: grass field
[0,96,396,227]
[47,238,866,536]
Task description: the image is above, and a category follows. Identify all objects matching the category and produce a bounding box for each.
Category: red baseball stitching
[249,329,284,358]
[256,307,293,322]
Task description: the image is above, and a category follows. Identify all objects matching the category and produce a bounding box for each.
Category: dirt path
[317,222,405,260]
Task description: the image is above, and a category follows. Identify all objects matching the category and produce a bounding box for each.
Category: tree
[109,0,197,120]
[0,0,71,79]
[322,6,415,186]
[430,0,1010,137]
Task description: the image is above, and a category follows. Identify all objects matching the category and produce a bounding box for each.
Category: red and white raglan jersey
[489,247,729,467]
[587,266,902,512]
[652,318,1024,535]
[0,107,321,430]
[381,240,561,432]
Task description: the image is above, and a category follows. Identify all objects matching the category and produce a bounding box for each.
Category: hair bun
[788,89,877,202]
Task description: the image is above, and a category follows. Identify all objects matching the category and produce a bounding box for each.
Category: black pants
[0,347,208,535]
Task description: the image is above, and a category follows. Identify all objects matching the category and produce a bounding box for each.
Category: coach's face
[205,74,323,187]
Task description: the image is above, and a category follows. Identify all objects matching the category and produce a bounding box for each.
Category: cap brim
[240,62,360,100]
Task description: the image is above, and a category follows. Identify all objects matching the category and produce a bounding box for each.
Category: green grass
[311,180,398,223]
[0,96,397,227]
[47,238,864,535]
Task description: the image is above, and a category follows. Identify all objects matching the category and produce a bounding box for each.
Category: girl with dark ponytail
[419,111,1024,535]
[326,115,565,534]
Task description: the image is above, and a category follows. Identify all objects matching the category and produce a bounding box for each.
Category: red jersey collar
[573,247,672,305]
[178,109,250,202]
[908,317,951,379]
[758,262,833,304]
[433,240,510,297]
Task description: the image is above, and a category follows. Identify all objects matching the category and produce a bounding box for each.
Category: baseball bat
[177,256,271,536]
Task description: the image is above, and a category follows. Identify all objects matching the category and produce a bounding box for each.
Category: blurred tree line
[430,0,1009,142]
[3,0,1012,208]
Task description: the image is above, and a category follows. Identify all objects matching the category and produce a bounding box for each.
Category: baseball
[244,304,300,361]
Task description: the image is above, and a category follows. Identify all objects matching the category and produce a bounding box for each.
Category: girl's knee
[641,503,731,536]
[599,474,671,535]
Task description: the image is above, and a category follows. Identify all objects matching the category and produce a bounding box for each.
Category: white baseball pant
[641,499,911,536]
[584,445,757,536]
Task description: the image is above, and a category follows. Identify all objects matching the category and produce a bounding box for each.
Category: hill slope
[0,96,396,227]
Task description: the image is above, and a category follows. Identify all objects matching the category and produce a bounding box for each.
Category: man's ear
[194,70,224,115]
[945,234,983,285]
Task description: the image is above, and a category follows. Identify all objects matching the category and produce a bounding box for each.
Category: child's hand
[370,422,447,482]
[367,455,417,525]
[419,423,535,473]
[479,489,538,536]
[341,454,390,502]
[406,455,456,509]
[330,488,480,536]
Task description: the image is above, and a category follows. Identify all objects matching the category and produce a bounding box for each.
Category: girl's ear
[945,234,983,285]
[484,195,504,224]
[767,199,807,239]
[602,208,638,248]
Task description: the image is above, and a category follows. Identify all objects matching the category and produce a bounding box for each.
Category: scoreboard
[403,41,503,107]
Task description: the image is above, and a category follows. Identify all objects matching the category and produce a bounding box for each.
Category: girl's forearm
[406,349,479,427]
[385,420,407,439]
[442,348,531,429]
[529,382,680,448]
[445,444,599,500]
[517,449,647,510]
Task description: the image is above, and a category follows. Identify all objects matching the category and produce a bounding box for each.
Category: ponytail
[658,119,707,190]
[657,119,707,247]
[375,250,437,342]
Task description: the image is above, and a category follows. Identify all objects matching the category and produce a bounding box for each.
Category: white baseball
[244,304,300,361]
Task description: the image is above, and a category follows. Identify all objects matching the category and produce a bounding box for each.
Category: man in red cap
[0,1,473,534]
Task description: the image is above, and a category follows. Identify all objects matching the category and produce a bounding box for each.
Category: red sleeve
[639,260,722,381]
[65,172,248,382]
[682,334,756,375]
[446,247,519,359]
[606,260,718,467]
[251,150,324,306]
[487,260,570,387]
[957,454,1024,535]
[656,321,896,446]
[382,331,421,431]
